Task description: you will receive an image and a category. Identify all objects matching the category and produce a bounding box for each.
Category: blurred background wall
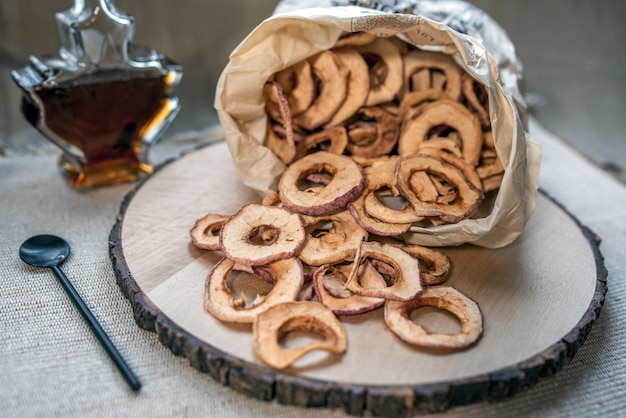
[1,1,624,180]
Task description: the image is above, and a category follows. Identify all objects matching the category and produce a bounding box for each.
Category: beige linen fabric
[1,118,624,417]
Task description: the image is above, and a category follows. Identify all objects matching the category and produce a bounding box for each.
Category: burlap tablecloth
[1,118,624,417]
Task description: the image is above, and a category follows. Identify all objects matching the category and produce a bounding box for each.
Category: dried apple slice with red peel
[395,154,484,223]
[190,213,229,251]
[313,263,386,316]
[390,243,451,285]
[462,72,490,129]
[273,59,315,116]
[299,210,368,266]
[205,257,304,324]
[295,126,348,160]
[399,88,445,121]
[294,50,349,131]
[278,151,365,216]
[325,47,370,127]
[219,204,305,266]
[345,241,422,301]
[345,106,400,158]
[384,286,483,351]
[334,31,377,48]
[362,169,424,224]
[418,148,482,191]
[403,50,463,101]
[398,99,483,167]
[253,301,347,369]
[357,37,403,106]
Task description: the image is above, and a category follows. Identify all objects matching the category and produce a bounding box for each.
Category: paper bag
[215,1,541,248]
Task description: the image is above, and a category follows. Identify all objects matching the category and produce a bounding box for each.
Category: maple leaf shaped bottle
[12,0,182,189]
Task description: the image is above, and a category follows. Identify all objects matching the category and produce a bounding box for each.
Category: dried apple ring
[399,88,445,121]
[253,301,347,369]
[398,99,483,167]
[313,263,385,316]
[219,204,305,266]
[334,31,377,47]
[205,257,304,324]
[325,47,370,127]
[357,37,403,106]
[462,72,490,129]
[384,286,483,350]
[278,151,365,216]
[345,106,400,158]
[395,154,484,223]
[403,50,463,100]
[295,126,348,160]
[418,147,482,191]
[266,120,297,165]
[390,243,451,285]
[189,213,229,251]
[476,131,505,192]
[345,241,423,301]
[362,169,424,224]
[261,191,282,207]
[294,50,349,131]
[347,194,412,237]
[299,210,368,266]
[273,59,315,117]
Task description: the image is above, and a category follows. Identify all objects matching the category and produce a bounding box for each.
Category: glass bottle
[11,0,182,189]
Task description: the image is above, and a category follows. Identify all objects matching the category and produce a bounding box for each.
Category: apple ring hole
[279,326,328,351]
[297,165,336,191]
[226,269,274,309]
[248,225,280,246]
[373,188,410,211]
[409,306,462,335]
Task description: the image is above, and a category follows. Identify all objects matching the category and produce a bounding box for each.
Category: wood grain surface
[109,141,607,416]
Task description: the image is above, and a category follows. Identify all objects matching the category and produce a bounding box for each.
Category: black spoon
[19,234,141,391]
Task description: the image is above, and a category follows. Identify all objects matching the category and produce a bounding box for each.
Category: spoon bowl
[19,234,70,268]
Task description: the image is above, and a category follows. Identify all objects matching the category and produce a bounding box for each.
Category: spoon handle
[50,265,142,391]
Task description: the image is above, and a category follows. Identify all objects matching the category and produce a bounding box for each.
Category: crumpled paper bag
[215,1,541,249]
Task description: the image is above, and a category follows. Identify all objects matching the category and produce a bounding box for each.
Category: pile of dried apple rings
[191,32,494,369]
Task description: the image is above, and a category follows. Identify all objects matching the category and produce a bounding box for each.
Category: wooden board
[109,141,607,416]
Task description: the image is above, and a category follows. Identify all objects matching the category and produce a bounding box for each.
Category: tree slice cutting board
[109,140,607,417]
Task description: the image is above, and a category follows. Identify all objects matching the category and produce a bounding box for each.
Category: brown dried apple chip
[294,50,349,131]
[295,126,349,160]
[345,241,423,301]
[390,243,451,285]
[362,169,424,224]
[272,59,315,116]
[220,204,305,266]
[253,301,347,369]
[476,131,505,192]
[399,88,445,121]
[398,99,483,167]
[325,47,370,126]
[205,257,303,324]
[384,286,483,350]
[299,210,368,266]
[345,106,400,158]
[190,213,229,251]
[357,37,403,106]
[395,154,484,223]
[334,31,377,48]
[403,50,463,100]
[347,195,412,237]
[462,72,490,129]
[278,151,365,216]
[313,263,385,315]
[418,147,482,191]
[266,120,297,165]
